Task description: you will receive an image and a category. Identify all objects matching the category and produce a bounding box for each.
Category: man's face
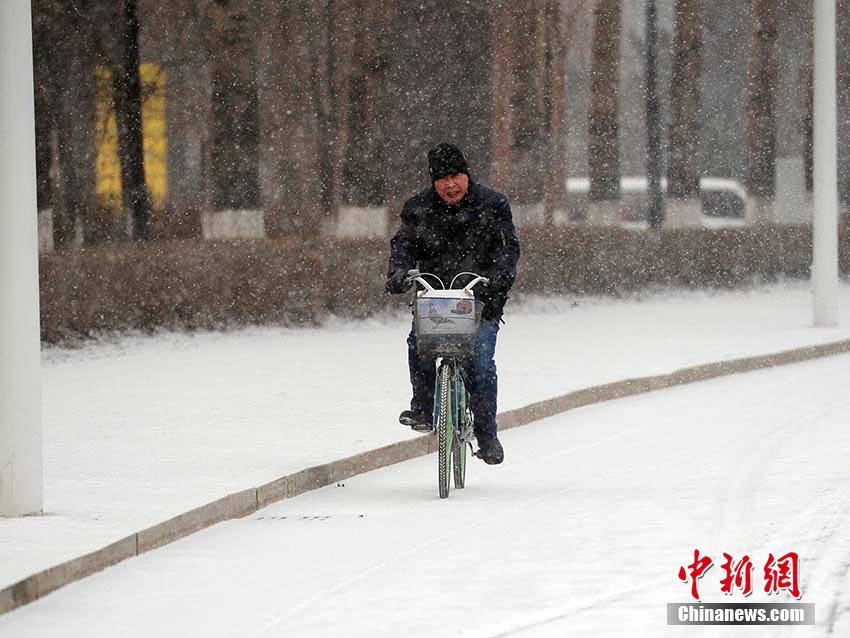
[434,172,469,205]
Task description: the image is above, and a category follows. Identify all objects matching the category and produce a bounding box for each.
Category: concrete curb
[2,338,849,616]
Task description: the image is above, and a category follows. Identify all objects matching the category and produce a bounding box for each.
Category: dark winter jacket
[386,179,521,321]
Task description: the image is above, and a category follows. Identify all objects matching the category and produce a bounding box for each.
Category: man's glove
[385,270,411,294]
[487,272,513,293]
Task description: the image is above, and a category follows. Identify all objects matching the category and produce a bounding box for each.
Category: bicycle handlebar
[405,269,489,294]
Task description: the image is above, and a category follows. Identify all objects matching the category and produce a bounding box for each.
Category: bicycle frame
[406,270,487,498]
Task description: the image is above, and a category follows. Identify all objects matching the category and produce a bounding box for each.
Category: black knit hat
[427,143,470,182]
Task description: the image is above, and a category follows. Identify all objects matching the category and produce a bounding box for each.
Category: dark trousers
[407,318,500,440]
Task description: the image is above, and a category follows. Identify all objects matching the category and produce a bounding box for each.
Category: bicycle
[405,269,489,499]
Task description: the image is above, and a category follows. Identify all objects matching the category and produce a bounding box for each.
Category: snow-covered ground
[1,282,849,601]
[2,349,849,637]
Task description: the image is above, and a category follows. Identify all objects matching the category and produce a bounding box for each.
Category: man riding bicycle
[385,142,521,465]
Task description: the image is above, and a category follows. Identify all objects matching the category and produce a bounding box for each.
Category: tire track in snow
[462,393,850,637]
[255,405,837,635]
[255,361,850,636]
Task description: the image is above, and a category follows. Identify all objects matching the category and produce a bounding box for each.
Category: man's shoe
[476,436,504,465]
[399,410,432,432]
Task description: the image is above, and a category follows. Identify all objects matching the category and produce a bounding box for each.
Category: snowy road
[3,352,849,637]
[4,283,850,590]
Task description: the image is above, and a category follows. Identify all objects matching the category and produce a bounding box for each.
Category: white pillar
[812,0,840,327]
[0,0,43,516]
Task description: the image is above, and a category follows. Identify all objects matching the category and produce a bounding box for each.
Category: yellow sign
[95,63,168,212]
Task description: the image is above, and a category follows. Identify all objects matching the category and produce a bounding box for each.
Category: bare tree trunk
[543,0,569,225]
[54,111,83,247]
[32,0,103,248]
[310,0,356,230]
[310,1,335,222]
[804,26,814,194]
[330,1,356,217]
[645,0,664,229]
[257,0,291,237]
[746,0,779,224]
[803,52,815,195]
[31,11,53,215]
[343,0,391,207]
[153,2,208,236]
[490,0,516,193]
[509,0,547,207]
[207,0,260,212]
[836,0,850,208]
[667,0,703,227]
[257,0,323,238]
[587,0,621,224]
[114,0,151,241]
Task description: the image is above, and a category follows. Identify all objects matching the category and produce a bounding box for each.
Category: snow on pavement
[1,282,849,592]
[2,351,849,637]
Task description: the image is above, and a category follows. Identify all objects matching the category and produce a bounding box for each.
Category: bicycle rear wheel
[452,373,468,489]
[436,362,453,499]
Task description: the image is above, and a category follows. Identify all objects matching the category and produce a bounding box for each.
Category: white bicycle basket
[413,293,482,357]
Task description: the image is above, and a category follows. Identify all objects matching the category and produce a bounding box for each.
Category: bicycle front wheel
[436,362,453,499]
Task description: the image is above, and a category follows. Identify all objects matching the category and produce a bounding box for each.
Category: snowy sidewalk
[2,282,849,592]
